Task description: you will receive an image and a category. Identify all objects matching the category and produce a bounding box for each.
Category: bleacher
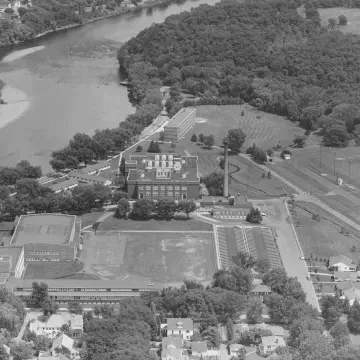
[216,226,230,269]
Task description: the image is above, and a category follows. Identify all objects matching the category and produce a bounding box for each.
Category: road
[253,199,320,311]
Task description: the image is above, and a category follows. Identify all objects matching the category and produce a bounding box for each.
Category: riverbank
[2,46,45,63]
[0,85,30,130]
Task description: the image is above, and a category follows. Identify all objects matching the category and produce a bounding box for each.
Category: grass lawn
[81,232,216,284]
[97,215,213,231]
[24,261,84,279]
[79,212,104,229]
[293,202,360,263]
[319,7,360,35]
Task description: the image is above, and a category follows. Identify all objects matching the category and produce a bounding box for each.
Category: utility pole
[223,138,229,198]
[319,144,323,168]
[333,152,336,175]
[349,159,352,184]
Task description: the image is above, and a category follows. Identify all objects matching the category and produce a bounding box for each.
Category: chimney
[223,138,229,198]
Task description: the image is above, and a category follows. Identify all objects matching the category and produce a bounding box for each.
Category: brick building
[10,214,79,263]
[163,107,196,142]
[125,154,200,201]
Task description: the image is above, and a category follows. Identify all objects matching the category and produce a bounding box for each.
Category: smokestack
[223,138,229,198]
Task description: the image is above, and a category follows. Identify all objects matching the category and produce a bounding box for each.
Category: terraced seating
[216,226,230,269]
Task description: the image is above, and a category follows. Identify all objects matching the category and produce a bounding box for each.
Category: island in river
[0,0,218,172]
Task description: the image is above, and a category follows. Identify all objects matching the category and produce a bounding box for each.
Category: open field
[292,201,360,264]
[194,105,304,149]
[97,215,213,231]
[319,7,360,35]
[24,261,84,279]
[79,212,104,229]
[81,231,216,284]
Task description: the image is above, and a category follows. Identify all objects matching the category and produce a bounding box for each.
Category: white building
[329,255,356,272]
[49,179,78,194]
[229,344,243,357]
[166,318,193,341]
[30,313,83,339]
[259,336,286,356]
[51,334,75,356]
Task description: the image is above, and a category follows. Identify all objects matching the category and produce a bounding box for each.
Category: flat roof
[80,161,110,174]
[166,107,196,127]
[68,171,109,184]
[11,214,76,245]
[12,278,159,290]
[0,222,14,231]
[50,179,78,192]
[0,247,22,272]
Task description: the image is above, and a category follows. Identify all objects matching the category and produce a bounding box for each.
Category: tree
[177,200,196,218]
[294,331,334,360]
[112,190,129,203]
[0,344,9,360]
[321,295,343,329]
[330,320,350,349]
[4,7,14,13]
[232,251,255,269]
[246,297,263,323]
[230,266,253,294]
[226,129,246,153]
[328,17,336,28]
[201,326,220,348]
[0,186,10,201]
[10,344,32,360]
[156,199,176,219]
[198,134,205,143]
[60,324,71,337]
[323,124,350,147]
[226,317,234,341]
[131,199,154,219]
[191,134,198,142]
[136,145,143,152]
[348,300,360,333]
[338,15,348,26]
[204,135,215,149]
[159,132,165,142]
[147,140,161,153]
[240,328,272,345]
[288,317,324,348]
[266,293,293,324]
[237,348,247,360]
[32,282,48,307]
[294,135,306,148]
[42,300,58,316]
[115,198,130,218]
[252,147,267,164]
[254,258,271,275]
[202,172,224,196]
[34,335,52,354]
[68,302,83,315]
[184,280,204,290]
[246,207,262,224]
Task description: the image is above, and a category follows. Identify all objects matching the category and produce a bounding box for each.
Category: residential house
[259,336,286,356]
[167,318,194,340]
[334,271,358,282]
[51,334,75,356]
[30,313,83,339]
[340,283,360,306]
[161,347,183,360]
[251,284,272,301]
[283,154,291,160]
[229,344,243,357]
[162,337,182,349]
[329,255,356,272]
[191,342,207,356]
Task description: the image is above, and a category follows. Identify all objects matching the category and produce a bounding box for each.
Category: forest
[0,0,125,47]
[118,0,360,147]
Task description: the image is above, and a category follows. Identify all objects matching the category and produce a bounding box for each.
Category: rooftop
[80,161,110,174]
[0,247,23,273]
[127,154,199,183]
[68,171,110,184]
[251,284,272,293]
[51,334,74,352]
[0,222,14,232]
[191,342,207,353]
[330,255,354,266]
[162,337,182,349]
[166,107,196,128]
[12,278,159,290]
[162,347,182,360]
[261,336,286,347]
[11,214,76,245]
[334,271,357,281]
[49,179,78,192]
[167,318,193,331]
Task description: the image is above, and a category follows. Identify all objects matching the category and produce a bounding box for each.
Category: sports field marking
[96,230,213,233]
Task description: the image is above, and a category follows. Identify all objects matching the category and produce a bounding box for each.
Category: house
[30,313,83,339]
[259,336,286,356]
[329,255,356,272]
[167,318,193,340]
[229,344,243,357]
[339,282,360,305]
[162,337,182,349]
[334,271,358,282]
[251,284,272,301]
[191,342,207,356]
[161,347,183,360]
[51,334,75,356]
[283,154,291,160]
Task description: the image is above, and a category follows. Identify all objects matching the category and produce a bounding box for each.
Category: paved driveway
[253,199,320,311]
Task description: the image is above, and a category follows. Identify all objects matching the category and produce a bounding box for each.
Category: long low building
[11,279,159,304]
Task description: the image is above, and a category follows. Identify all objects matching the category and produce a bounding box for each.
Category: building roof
[261,336,286,348]
[167,318,193,331]
[0,222,14,231]
[191,342,207,353]
[334,271,358,281]
[127,154,199,183]
[80,161,110,174]
[162,337,182,349]
[0,273,9,285]
[251,284,272,293]
[162,347,183,360]
[12,278,159,290]
[68,171,110,184]
[229,344,243,352]
[0,247,22,273]
[330,255,354,267]
[11,214,76,245]
[49,179,78,192]
[166,107,196,128]
[51,334,74,352]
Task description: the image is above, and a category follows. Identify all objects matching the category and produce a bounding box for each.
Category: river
[0,0,218,172]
